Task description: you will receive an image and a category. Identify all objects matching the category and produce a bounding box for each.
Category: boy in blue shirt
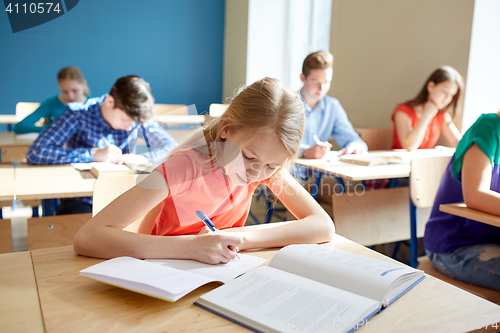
[299,51,367,159]
[27,75,178,214]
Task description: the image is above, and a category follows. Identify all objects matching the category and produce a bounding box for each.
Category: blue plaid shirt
[27,94,178,165]
[26,94,178,205]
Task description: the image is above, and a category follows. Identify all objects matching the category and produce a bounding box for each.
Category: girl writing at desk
[14,66,90,134]
[391,66,463,151]
[74,77,335,264]
[424,110,500,290]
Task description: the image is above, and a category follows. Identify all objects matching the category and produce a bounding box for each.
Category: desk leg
[42,199,56,217]
[409,199,418,268]
[311,171,325,199]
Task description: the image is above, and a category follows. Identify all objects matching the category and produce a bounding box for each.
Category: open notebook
[195,244,424,333]
[79,254,267,302]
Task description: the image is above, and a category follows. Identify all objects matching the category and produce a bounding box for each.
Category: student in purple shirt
[299,51,367,159]
[424,111,500,291]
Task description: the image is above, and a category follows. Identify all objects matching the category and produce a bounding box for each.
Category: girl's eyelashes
[242,152,254,160]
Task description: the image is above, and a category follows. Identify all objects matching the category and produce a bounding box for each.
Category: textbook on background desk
[339,155,407,166]
[79,254,267,302]
[196,244,424,333]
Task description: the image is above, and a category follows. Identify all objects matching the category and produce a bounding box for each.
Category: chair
[209,103,228,117]
[409,155,451,267]
[358,128,393,151]
[27,213,91,250]
[0,219,12,253]
[92,175,161,233]
[15,102,40,121]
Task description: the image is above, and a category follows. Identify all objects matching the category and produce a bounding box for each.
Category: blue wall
[0,0,225,131]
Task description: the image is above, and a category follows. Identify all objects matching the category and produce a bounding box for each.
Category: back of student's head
[302,51,334,77]
[409,66,464,117]
[57,66,89,95]
[109,76,155,124]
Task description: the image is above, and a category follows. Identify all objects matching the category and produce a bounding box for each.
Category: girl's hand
[422,101,439,118]
[191,232,243,264]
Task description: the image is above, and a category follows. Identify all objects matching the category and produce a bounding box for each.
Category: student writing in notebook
[26,75,178,215]
[14,67,91,134]
[299,51,367,159]
[74,78,335,264]
[424,111,500,291]
[392,66,463,151]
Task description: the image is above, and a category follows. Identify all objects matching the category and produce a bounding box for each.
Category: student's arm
[462,144,500,216]
[138,120,179,162]
[441,112,462,148]
[25,110,93,164]
[394,102,439,151]
[330,102,367,154]
[13,104,50,134]
[73,171,242,263]
[236,172,335,250]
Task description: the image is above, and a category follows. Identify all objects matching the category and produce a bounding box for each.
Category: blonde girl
[74,78,335,264]
[392,66,463,151]
[14,66,90,134]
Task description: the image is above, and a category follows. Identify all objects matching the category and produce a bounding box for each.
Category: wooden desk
[0,115,18,131]
[2,228,499,332]
[440,203,500,228]
[0,165,15,201]
[153,114,205,125]
[14,164,95,201]
[0,132,37,163]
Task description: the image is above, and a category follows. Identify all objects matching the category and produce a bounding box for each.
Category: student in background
[299,51,367,159]
[73,78,335,263]
[14,67,90,134]
[392,66,463,151]
[424,111,500,291]
[27,75,178,215]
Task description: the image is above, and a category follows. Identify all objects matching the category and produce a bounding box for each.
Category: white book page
[198,266,380,333]
[71,162,93,171]
[146,253,267,283]
[269,244,421,302]
[80,257,216,301]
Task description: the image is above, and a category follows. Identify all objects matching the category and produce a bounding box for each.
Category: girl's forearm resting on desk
[462,144,500,216]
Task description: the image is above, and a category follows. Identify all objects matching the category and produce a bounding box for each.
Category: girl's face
[59,79,86,103]
[427,80,458,110]
[220,128,289,186]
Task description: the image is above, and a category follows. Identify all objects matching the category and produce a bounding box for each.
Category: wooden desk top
[14,164,95,200]
[1,226,492,332]
[0,131,37,147]
[153,114,205,125]
[440,203,500,228]
[0,165,15,200]
[0,251,44,333]
[0,114,18,124]
[296,149,454,181]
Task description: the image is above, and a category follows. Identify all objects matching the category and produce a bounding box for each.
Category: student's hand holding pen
[193,230,243,264]
[91,145,123,163]
[303,135,332,159]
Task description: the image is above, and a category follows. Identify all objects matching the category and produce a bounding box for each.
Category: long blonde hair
[171,77,305,190]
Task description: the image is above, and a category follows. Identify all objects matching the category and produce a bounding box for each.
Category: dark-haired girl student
[392,66,463,151]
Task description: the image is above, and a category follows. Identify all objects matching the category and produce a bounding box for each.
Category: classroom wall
[0,0,225,131]
[329,0,474,130]
[462,0,500,132]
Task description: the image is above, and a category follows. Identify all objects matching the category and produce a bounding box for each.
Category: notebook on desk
[339,155,406,166]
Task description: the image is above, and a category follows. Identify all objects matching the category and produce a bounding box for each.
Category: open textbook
[79,254,267,302]
[195,244,425,333]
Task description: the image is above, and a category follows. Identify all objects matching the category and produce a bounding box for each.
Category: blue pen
[196,210,240,259]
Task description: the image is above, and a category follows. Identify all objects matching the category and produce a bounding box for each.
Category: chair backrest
[359,128,393,151]
[410,155,451,208]
[0,219,12,253]
[27,213,91,250]
[152,104,187,116]
[209,103,228,117]
[92,175,161,234]
[16,102,40,120]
